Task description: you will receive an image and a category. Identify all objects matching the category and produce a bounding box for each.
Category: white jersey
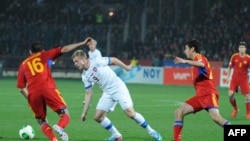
[81,57,123,94]
[88,49,102,60]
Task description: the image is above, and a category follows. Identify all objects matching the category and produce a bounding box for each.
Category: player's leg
[206,93,230,126]
[123,107,162,141]
[28,91,58,141]
[37,118,58,141]
[228,82,238,118]
[95,94,122,141]
[53,108,70,141]
[173,102,194,141]
[108,101,117,112]
[208,108,230,126]
[118,85,162,141]
[46,89,69,141]
[245,93,250,119]
[240,82,250,119]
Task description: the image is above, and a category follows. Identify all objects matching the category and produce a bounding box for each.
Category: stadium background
[0,0,249,86]
[0,0,250,71]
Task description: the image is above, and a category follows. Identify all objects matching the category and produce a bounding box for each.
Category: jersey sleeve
[16,64,26,89]
[96,57,111,66]
[44,47,62,60]
[82,74,92,89]
[228,54,236,68]
[194,54,207,67]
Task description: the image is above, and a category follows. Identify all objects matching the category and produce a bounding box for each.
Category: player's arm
[81,88,93,121]
[227,56,234,82]
[227,67,232,82]
[110,57,132,71]
[60,37,90,53]
[174,57,204,67]
[19,88,28,99]
[17,66,28,99]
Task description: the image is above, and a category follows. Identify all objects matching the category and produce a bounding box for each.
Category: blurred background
[0,0,249,72]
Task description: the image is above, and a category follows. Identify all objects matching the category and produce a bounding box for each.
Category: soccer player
[86,38,117,112]
[71,49,162,141]
[87,38,102,60]
[16,38,90,141]
[173,40,230,141]
[227,41,250,119]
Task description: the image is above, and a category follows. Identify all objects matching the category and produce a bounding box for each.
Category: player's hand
[84,37,92,45]
[226,77,230,84]
[174,57,186,64]
[81,113,87,122]
[125,63,133,71]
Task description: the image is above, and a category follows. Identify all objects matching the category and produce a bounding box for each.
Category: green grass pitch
[0,77,249,141]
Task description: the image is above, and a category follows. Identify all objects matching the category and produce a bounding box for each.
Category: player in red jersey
[227,41,250,119]
[172,40,230,141]
[16,38,90,141]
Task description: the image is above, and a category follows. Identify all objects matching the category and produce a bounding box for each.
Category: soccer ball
[19,125,35,139]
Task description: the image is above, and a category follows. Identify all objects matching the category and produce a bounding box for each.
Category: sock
[173,120,183,141]
[57,114,70,128]
[100,117,121,136]
[245,99,250,115]
[133,112,154,133]
[41,122,57,140]
[229,97,238,110]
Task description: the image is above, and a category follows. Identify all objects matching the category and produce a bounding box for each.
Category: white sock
[133,112,154,133]
[100,117,121,136]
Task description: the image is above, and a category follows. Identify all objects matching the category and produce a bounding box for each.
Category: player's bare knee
[210,114,221,123]
[245,94,250,99]
[124,109,135,118]
[93,112,105,122]
[94,116,104,122]
[228,91,235,97]
[175,108,183,117]
[127,113,135,119]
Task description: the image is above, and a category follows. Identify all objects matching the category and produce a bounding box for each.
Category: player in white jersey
[87,38,102,59]
[86,38,117,112]
[71,50,162,141]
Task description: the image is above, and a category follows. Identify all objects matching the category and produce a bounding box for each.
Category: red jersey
[17,47,62,93]
[192,54,218,96]
[228,53,250,80]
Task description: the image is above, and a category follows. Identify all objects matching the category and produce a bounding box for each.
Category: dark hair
[185,39,201,53]
[30,42,44,53]
[239,41,248,48]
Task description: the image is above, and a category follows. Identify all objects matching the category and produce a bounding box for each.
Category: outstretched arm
[227,67,232,83]
[174,57,204,67]
[61,37,91,53]
[110,57,132,71]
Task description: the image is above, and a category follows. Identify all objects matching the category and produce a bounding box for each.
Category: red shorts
[28,88,67,119]
[185,93,219,113]
[229,78,250,95]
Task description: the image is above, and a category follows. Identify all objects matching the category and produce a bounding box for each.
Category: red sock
[57,114,70,128]
[230,98,238,110]
[41,123,57,140]
[174,125,182,141]
[246,102,250,115]
[173,120,183,141]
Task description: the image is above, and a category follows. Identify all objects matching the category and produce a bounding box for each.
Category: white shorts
[96,83,133,112]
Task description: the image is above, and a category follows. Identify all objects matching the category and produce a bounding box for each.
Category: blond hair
[92,39,97,46]
[71,50,88,59]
